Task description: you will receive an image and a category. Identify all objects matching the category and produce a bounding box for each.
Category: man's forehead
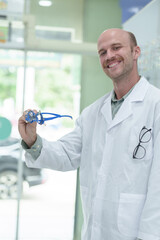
[99,29,129,40]
[97,29,130,49]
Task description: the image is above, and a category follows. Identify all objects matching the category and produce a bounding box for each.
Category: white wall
[123,0,160,47]
[123,0,160,88]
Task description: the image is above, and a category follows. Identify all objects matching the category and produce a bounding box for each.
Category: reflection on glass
[139,37,160,88]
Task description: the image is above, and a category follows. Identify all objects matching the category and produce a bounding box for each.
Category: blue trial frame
[25,110,72,125]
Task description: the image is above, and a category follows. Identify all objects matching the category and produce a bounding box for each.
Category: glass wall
[0,49,24,239]
[0,0,83,238]
[138,38,160,88]
[0,49,81,240]
[18,51,80,240]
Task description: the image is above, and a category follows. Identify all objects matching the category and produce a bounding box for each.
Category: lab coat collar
[128,76,149,102]
[101,76,149,131]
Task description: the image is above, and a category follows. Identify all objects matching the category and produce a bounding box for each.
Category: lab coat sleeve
[138,106,160,240]
[25,116,82,172]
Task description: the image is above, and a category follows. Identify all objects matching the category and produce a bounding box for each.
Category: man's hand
[18,109,38,148]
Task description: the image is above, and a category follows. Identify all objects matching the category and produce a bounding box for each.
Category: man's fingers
[23,109,38,123]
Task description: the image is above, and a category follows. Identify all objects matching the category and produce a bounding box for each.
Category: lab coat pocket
[129,126,153,161]
[118,193,146,237]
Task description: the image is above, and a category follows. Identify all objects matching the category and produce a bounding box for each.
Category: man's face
[97,29,140,81]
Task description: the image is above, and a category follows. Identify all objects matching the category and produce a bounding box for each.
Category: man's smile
[103,56,124,70]
[107,61,122,69]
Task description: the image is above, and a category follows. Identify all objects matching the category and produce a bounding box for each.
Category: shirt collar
[111,85,135,103]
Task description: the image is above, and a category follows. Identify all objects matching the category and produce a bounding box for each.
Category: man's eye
[100,51,106,56]
[113,46,121,51]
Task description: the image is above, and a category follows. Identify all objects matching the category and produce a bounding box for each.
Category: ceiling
[0,0,154,25]
[0,0,154,46]
[29,0,154,25]
[120,0,153,23]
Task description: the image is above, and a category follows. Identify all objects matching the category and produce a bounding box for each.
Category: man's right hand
[18,109,38,148]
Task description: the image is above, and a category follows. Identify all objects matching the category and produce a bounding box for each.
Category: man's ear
[133,46,141,60]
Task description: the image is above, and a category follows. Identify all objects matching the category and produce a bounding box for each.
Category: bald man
[19,29,160,240]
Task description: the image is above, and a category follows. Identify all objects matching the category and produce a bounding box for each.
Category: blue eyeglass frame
[25,110,72,125]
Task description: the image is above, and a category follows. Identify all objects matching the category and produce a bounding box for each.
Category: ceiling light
[39,0,52,7]
[128,7,139,14]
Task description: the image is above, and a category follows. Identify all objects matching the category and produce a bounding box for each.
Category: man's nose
[105,49,115,60]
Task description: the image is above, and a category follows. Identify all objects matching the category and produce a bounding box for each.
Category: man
[18,29,160,240]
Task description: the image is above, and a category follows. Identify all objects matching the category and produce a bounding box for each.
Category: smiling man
[18,28,160,240]
[98,29,141,99]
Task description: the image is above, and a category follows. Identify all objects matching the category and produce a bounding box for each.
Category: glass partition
[18,51,80,240]
[139,37,160,88]
[0,49,24,239]
[0,47,81,239]
[0,1,82,238]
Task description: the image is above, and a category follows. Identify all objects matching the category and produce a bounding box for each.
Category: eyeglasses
[25,110,72,125]
[133,126,152,159]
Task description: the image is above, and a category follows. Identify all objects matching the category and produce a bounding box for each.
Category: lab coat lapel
[101,77,149,131]
[108,99,132,130]
[100,91,112,125]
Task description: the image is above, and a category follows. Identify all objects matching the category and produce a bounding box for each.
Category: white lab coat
[25,77,160,240]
